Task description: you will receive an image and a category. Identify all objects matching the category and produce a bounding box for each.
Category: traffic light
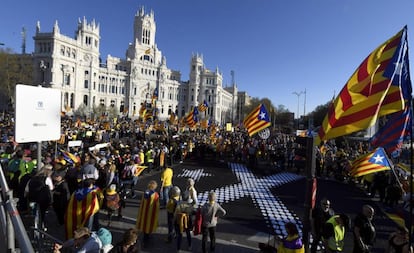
[294,136,315,177]
[294,136,308,158]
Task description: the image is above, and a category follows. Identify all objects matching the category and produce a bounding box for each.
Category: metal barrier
[0,164,35,253]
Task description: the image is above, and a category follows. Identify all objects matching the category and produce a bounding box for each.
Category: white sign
[68,140,83,147]
[15,84,61,143]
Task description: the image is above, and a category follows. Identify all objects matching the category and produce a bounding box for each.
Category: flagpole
[409,96,413,246]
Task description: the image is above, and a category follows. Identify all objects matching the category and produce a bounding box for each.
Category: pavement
[19,156,405,253]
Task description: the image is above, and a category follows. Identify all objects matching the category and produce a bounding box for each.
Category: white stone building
[32,7,239,125]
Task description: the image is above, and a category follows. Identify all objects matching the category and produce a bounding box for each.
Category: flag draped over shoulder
[64,188,101,239]
[136,190,159,234]
[198,100,208,112]
[316,27,410,144]
[350,147,392,177]
[243,103,271,136]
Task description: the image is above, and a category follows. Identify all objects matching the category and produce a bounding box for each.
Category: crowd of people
[0,110,413,252]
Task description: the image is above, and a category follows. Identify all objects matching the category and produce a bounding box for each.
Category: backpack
[104,193,120,211]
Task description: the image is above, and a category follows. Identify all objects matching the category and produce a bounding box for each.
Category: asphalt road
[22,156,398,253]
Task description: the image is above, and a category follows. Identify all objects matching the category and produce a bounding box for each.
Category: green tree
[309,101,331,128]
[0,49,33,108]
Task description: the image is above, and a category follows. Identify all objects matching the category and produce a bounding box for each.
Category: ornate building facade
[32,7,241,124]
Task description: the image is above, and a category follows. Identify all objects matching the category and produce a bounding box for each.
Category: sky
[2,0,414,117]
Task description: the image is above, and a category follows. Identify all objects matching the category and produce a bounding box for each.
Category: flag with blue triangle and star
[350,147,392,177]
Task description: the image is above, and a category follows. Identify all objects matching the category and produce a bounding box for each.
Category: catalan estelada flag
[316,27,411,144]
[64,187,101,239]
[198,100,208,112]
[186,107,199,128]
[243,103,271,136]
[370,104,411,154]
[136,190,159,234]
[349,147,392,177]
[60,149,81,165]
[135,165,147,177]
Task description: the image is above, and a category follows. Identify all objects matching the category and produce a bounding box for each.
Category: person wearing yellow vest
[145,148,154,173]
[322,214,350,253]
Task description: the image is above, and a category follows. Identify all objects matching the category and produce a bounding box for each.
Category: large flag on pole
[243,103,271,136]
[186,107,199,128]
[198,100,208,112]
[316,27,410,144]
[370,49,413,154]
[370,104,411,154]
[349,147,392,177]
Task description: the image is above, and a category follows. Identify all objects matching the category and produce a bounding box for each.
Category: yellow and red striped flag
[349,147,391,177]
[243,104,271,136]
[198,100,208,112]
[64,189,100,239]
[317,27,411,144]
[136,190,159,234]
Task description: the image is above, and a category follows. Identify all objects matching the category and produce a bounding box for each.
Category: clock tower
[133,6,156,49]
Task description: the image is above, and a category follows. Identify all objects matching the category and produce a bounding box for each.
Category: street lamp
[292,91,304,119]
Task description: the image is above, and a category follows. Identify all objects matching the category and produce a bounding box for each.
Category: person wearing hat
[322,213,350,252]
[104,184,121,225]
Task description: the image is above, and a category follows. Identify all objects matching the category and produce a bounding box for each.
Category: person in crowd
[136,180,159,248]
[106,157,117,187]
[322,213,350,253]
[64,178,102,239]
[110,228,140,253]
[53,227,113,253]
[166,186,181,243]
[104,184,122,225]
[371,171,388,202]
[7,149,25,190]
[95,158,109,190]
[52,169,71,226]
[160,164,173,208]
[201,191,226,253]
[353,205,376,253]
[145,145,155,173]
[174,189,194,252]
[311,198,335,253]
[81,157,99,182]
[387,226,413,253]
[276,222,305,253]
[120,159,137,198]
[25,164,54,227]
[182,177,198,208]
